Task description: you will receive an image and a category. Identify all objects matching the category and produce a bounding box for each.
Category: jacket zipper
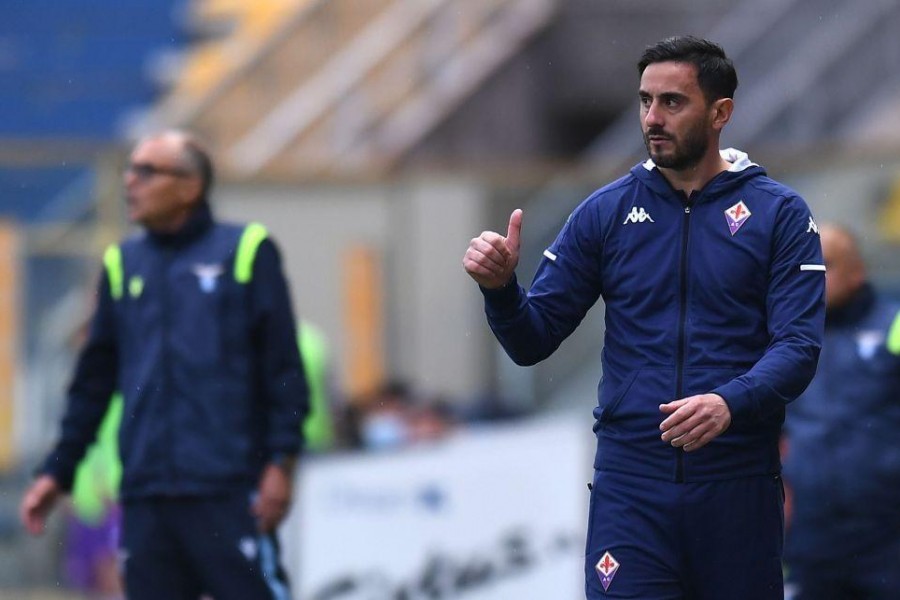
[160,248,178,485]
[675,202,692,482]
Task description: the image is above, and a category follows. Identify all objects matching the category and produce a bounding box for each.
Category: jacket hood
[630,148,768,201]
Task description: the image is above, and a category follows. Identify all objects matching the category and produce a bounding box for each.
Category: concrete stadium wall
[216,178,494,402]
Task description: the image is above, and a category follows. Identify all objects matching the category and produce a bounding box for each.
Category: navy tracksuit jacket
[41,203,308,500]
[481,150,825,597]
[783,284,900,595]
[40,203,307,599]
[484,149,824,480]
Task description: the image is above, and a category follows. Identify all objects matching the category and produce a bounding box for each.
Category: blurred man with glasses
[21,130,309,600]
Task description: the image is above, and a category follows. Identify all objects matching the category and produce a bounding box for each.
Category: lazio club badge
[724,200,752,236]
[596,550,620,592]
[192,263,224,293]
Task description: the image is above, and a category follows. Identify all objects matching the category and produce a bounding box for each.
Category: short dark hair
[638,36,738,103]
[178,134,215,201]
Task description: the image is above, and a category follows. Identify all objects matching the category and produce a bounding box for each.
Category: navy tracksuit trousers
[121,493,291,600]
[585,470,785,599]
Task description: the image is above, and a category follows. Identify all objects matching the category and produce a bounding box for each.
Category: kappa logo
[595,550,620,592]
[192,263,224,293]
[724,200,752,236]
[623,206,654,225]
[807,216,819,234]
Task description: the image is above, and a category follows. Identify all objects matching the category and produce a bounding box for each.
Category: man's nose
[644,101,664,128]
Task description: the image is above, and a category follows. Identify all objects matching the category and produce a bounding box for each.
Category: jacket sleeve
[713,196,825,426]
[40,270,118,491]
[481,200,604,366]
[250,238,309,458]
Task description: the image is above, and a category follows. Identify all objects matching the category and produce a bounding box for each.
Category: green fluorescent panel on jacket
[70,394,123,524]
[299,321,333,452]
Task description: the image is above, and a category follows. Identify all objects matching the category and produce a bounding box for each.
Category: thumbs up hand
[463,209,523,289]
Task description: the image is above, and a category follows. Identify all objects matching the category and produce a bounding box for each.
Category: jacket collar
[826,283,875,327]
[640,147,758,173]
[632,147,766,204]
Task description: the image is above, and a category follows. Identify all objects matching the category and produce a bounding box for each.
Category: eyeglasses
[125,162,192,181]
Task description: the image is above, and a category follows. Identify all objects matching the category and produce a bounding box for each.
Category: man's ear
[178,175,203,207]
[711,97,734,131]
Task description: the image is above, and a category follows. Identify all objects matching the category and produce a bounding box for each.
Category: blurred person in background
[20,130,309,600]
[64,393,123,600]
[463,36,825,599]
[782,224,900,599]
[405,394,456,443]
[346,380,414,451]
[341,380,457,451]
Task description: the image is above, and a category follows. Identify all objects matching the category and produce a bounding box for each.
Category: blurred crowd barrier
[282,415,591,600]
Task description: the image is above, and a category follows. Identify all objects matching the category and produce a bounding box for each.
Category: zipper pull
[684,206,691,214]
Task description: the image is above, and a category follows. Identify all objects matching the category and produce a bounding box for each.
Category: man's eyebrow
[638,90,688,101]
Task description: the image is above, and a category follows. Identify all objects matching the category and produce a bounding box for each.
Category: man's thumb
[506,209,523,251]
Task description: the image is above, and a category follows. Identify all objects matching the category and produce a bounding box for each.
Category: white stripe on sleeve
[800,264,826,272]
[543,249,557,261]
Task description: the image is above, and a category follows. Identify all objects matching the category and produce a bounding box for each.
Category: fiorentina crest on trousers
[595,551,620,591]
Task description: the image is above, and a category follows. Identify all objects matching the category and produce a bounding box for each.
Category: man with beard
[463,36,825,599]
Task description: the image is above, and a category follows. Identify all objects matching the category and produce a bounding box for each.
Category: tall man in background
[783,224,900,599]
[20,130,309,600]
[464,36,824,599]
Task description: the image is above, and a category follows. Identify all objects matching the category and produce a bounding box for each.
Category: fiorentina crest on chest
[724,200,751,236]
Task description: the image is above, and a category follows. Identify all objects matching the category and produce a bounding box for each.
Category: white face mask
[361,413,410,450]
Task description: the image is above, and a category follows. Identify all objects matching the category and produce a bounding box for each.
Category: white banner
[281,416,591,600]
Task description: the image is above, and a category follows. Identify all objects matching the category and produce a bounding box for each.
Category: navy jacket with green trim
[784,284,900,559]
[41,203,309,499]
[483,149,825,481]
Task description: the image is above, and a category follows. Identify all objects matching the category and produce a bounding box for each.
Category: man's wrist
[269,453,298,475]
[480,273,519,306]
